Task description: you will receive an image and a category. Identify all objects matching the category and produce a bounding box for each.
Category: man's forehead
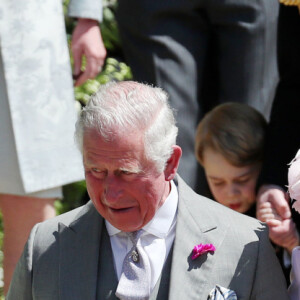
[83,137,145,167]
[83,128,114,144]
[82,128,149,165]
[83,128,144,146]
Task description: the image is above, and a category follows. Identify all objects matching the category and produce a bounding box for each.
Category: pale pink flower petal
[191,243,216,260]
[293,200,300,214]
[288,150,300,213]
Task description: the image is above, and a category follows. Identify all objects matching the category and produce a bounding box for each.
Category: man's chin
[113,222,144,232]
[107,214,145,232]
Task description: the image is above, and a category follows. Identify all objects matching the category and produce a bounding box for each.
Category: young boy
[195,102,267,215]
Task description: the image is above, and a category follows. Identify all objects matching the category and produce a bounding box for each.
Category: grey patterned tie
[115,230,151,300]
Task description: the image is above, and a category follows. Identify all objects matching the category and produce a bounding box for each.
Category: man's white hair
[75,81,178,173]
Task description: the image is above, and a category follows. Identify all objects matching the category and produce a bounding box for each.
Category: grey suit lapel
[58,202,103,300]
[168,176,230,300]
[96,224,119,299]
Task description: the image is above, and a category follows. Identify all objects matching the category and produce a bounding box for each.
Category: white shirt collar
[106,180,178,238]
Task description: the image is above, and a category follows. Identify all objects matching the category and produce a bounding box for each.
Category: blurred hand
[257,184,291,223]
[257,184,299,253]
[71,18,107,86]
[267,218,299,254]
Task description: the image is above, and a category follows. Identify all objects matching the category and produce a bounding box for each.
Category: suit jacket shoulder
[7,201,103,299]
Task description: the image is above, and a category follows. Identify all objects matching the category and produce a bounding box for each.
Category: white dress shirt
[106,180,178,291]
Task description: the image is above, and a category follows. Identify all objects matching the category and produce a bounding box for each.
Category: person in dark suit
[7,81,288,299]
[115,0,279,194]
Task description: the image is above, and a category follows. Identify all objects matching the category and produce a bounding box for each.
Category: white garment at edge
[0,0,102,195]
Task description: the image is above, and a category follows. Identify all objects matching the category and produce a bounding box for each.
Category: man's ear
[164,145,182,181]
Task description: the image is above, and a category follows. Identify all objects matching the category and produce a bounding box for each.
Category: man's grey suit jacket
[7,176,289,299]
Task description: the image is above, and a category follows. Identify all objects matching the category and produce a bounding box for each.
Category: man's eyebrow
[119,166,142,173]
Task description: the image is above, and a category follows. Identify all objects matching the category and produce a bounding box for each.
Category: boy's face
[202,148,260,214]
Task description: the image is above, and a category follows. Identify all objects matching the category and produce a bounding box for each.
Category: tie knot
[127,230,143,246]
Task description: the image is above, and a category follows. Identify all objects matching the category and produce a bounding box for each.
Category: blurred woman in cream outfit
[0,0,106,293]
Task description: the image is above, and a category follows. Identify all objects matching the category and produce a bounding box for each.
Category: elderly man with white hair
[8,81,288,299]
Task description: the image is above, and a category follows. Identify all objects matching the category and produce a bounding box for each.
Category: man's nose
[103,175,122,202]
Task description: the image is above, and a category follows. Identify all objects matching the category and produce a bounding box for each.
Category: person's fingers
[266,219,282,227]
[72,71,83,81]
[72,47,83,78]
[263,212,281,221]
[257,202,283,222]
[257,186,291,219]
[269,219,296,236]
[74,74,85,87]
[74,57,102,86]
[269,193,291,220]
[86,56,102,78]
[259,201,271,208]
[269,220,299,251]
[257,201,268,220]
[71,18,107,86]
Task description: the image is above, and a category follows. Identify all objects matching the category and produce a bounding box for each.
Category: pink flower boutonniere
[191,243,216,260]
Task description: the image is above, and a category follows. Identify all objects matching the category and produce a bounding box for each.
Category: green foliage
[55,181,88,215]
[74,57,132,106]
